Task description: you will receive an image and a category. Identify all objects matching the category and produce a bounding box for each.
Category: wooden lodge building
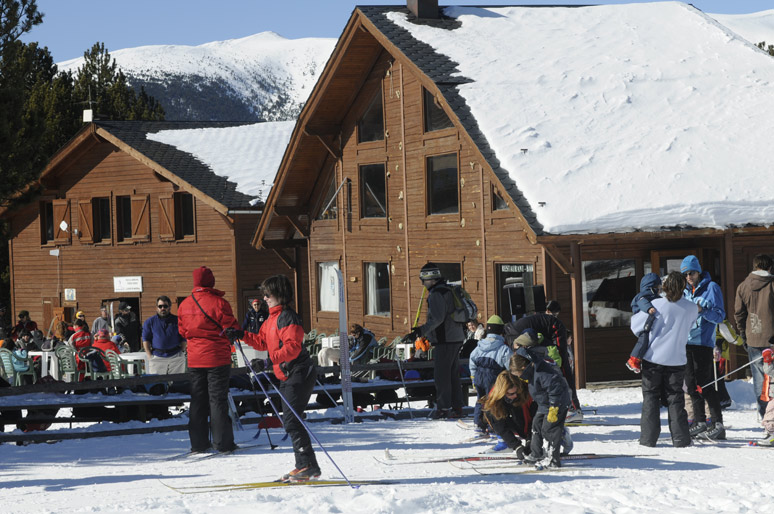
[251,2,774,386]
[0,120,304,332]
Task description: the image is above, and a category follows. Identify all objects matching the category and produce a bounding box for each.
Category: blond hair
[482,371,529,420]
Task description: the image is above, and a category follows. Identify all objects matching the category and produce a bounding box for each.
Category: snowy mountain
[58,32,336,122]
[710,9,774,48]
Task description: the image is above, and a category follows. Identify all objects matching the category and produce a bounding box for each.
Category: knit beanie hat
[193,266,215,288]
[680,255,701,274]
[514,328,539,347]
[419,262,443,281]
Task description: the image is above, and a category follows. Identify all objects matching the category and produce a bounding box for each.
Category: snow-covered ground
[3,380,772,513]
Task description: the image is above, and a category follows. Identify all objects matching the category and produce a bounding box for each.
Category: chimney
[407,0,439,19]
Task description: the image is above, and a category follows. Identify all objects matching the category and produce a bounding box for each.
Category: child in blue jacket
[626,273,662,373]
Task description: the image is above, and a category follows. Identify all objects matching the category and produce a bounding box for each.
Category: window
[318,261,340,312]
[492,187,508,211]
[316,173,338,221]
[365,262,390,316]
[427,153,458,215]
[41,201,54,244]
[582,259,637,328]
[360,164,386,218]
[435,263,462,284]
[40,199,70,245]
[116,194,150,243]
[496,264,539,322]
[423,87,453,132]
[93,198,111,242]
[357,93,384,143]
[159,192,195,241]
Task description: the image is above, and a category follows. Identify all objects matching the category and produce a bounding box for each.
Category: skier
[509,332,572,469]
[469,315,512,432]
[760,348,774,446]
[626,272,662,374]
[228,274,320,482]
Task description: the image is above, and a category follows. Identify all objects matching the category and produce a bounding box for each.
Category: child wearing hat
[469,315,513,433]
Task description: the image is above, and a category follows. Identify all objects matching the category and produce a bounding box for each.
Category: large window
[364,262,390,316]
[318,261,340,312]
[496,263,539,322]
[423,88,453,132]
[427,153,458,215]
[582,259,637,328]
[357,93,384,143]
[360,164,386,218]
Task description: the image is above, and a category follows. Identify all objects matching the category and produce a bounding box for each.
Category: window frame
[356,91,385,145]
[363,262,391,318]
[422,87,454,134]
[317,260,341,313]
[426,152,460,218]
[359,163,387,219]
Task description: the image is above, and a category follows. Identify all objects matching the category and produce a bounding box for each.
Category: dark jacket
[349,329,378,364]
[631,272,661,314]
[486,398,537,449]
[243,304,312,381]
[418,282,465,345]
[515,347,571,413]
[178,286,239,368]
[114,312,140,349]
[505,313,569,367]
[734,271,774,348]
[242,302,269,334]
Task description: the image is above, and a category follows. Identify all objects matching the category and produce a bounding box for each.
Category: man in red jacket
[178,266,240,453]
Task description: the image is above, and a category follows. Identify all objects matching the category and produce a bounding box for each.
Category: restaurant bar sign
[114,276,143,293]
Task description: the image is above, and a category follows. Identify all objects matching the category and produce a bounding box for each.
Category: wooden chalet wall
[305,46,542,341]
[7,140,284,330]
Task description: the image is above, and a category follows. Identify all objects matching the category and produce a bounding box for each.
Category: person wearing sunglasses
[142,295,186,375]
[680,254,726,441]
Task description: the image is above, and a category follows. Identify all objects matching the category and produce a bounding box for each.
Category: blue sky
[22,0,774,63]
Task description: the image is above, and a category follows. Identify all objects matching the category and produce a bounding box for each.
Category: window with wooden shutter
[40,201,54,244]
[130,194,150,241]
[77,199,95,243]
[158,194,176,241]
[175,192,196,239]
[52,199,71,245]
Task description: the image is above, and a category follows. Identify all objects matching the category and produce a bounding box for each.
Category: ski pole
[413,287,427,329]
[316,377,345,416]
[698,354,763,392]
[235,338,356,488]
[234,340,284,428]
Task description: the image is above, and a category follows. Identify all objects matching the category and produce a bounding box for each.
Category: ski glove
[404,328,421,343]
[225,327,245,342]
[547,406,559,424]
[763,348,774,365]
[515,445,527,460]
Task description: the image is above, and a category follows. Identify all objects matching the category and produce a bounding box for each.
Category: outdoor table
[119,351,150,375]
[28,350,60,380]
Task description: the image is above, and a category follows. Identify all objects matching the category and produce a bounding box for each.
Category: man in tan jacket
[735,253,774,419]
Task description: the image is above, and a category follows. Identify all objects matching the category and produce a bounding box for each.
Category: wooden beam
[283,214,310,239]
[310,133,341,160]
[304,123,341,137]
[542,243,573,275]
[271,248,296,270]
[570,242,586,388]
[723,229,737,374]
[274,206,308,217]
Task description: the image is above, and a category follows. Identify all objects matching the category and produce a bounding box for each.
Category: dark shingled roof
[95,120,260,210]
[358,5,543,234]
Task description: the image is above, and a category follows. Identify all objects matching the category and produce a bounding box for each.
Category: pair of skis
[163,442,266,461]
[161,478,396,493]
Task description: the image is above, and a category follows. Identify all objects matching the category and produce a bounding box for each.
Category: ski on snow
[163,443,266,461]
[161,478,396,493]
[449,452,643,470]
[373,448,524,466]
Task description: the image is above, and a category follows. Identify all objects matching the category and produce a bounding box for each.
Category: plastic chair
[0,348,16,384]
[105,350,130,379]
[55,345,80,382]
[76,347,112,381]
[10,350,38,386]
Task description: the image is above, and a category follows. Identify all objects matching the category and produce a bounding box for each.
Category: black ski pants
[530,406,567,464]
[640,360,690,447]
[280,362,319,470]
[685,345,723,425]
[188,364,234,452]
[433,342,464,411]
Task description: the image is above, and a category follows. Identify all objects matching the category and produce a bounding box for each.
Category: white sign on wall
[113,276,143,293]
[64,288,76,301]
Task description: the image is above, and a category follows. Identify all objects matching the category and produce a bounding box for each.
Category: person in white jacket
[631,271,700,448]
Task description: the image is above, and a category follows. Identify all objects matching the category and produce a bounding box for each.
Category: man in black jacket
[242,297,269,335]
[114,302,141,352]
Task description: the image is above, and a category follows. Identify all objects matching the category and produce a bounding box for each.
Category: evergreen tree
[757,41,774,57]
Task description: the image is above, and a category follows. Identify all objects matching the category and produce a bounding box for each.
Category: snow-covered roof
[383,2,774,235]
[147,121,295,206]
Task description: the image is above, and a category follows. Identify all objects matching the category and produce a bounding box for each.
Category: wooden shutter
[77,199,95,243]
[52,199,71,244]
[158,194,176,241]
[130,194,150,241]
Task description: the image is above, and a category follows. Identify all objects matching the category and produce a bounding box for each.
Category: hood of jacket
[477,333,506,351]
[640,272,662,294]
[749,271,774,292]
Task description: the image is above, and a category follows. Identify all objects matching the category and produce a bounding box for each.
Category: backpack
[443,284,478,324]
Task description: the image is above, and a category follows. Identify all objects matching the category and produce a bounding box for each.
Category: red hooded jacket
[243,304,305,381]
[178,286,239,368]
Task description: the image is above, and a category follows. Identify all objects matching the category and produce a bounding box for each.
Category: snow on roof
[147,121,295,206]
[386,2,774,234]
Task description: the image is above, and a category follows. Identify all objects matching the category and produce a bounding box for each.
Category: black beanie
[419,262,442,280]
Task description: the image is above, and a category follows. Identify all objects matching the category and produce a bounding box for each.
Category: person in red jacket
[229,274,319,482]
[178,266,240,453]
[92,329,121,371]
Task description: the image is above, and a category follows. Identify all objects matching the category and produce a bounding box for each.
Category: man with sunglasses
[142,295,186,374]
[681,255,726,440]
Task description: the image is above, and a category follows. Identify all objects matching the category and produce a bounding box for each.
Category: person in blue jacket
[681,255,726,440]
[469,315,512,432]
